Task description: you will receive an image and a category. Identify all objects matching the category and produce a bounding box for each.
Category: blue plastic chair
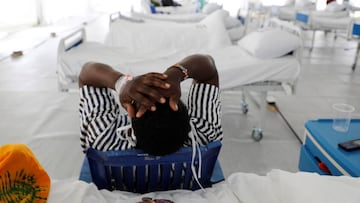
[83,141,223,193]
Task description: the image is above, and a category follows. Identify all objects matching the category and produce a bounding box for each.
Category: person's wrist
[115,74,133,95]
[172,64,189,81]
[166,66,184,82]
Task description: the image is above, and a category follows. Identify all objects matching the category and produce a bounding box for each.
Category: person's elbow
[78,62,94,87]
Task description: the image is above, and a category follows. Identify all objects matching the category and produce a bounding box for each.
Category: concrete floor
[0,15,359,179]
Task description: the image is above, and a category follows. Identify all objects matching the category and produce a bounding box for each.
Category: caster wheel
[251,128,263,141]
[241,103,248,114]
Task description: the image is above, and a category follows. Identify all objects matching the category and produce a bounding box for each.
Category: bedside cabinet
[299,119,360,176]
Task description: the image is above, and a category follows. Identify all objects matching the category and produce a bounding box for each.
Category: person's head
[132,99,190,156]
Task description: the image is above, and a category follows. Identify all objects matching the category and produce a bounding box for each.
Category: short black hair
[132,100,190,156]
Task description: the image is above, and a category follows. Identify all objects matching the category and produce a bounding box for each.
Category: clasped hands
[119,72,182,118]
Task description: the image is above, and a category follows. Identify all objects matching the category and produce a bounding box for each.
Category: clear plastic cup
[332,103,355,132]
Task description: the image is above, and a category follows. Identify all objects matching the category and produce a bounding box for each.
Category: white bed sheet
[58,44,300,91]
[47,169,360,203]
[57,41,180,84]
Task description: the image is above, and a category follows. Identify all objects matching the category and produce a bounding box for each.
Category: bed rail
[58,28,86,54]
[109,12,121,23]
[109,12,144,25]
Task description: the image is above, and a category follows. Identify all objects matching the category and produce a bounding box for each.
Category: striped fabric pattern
[186,83,223,146]
[79,83,223,152]
[79,86,131,152]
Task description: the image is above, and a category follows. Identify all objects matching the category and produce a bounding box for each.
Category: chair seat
[80,141,224,193]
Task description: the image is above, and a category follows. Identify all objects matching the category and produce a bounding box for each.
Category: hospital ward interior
[1,0,360,202]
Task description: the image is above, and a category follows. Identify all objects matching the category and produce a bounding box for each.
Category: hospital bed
[57,15,301,141]
[294,10,360,71]
[46,168,360,202]
[278,3,316,22]
[294,9,350,51]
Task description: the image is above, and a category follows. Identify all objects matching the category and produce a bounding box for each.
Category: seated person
[78,54,223,155]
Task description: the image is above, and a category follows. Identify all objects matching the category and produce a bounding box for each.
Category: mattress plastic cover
[58,44,300,91]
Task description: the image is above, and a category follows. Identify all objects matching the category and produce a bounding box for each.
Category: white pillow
[105,11,231,54]
[105,19,208,54]
[237,29,301,58]
[228,26,245,42]
[202,3,222,14]
[224,17,242,29]
[325,2,346,12]
[199,10,232,48]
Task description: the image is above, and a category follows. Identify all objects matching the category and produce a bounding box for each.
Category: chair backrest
[86,141,222,193]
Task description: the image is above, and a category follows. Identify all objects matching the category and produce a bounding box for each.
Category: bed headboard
[347,18,360,40]
[109,12,144,25]
[295,11,311,29]
[58,28,86,54]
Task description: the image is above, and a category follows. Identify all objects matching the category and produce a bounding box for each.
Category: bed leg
[251,91,267,142]
[310,31,315,52]
[352,42,360,71]
[241,92,249,114]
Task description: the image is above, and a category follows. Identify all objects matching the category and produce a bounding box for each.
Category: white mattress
[311,10,349,18]
[311,17,351,30]
[58,44,300,91]
[278,7,347,21]
[47,169,360,203]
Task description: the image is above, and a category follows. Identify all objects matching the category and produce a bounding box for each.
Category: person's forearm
[78,62,122,89]
[165,54,219,87]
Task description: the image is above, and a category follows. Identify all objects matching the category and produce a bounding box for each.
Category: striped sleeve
[186,83,223,146]
[79,86,133,152]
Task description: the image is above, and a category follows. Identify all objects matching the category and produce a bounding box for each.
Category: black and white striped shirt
[79,83,223,152]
